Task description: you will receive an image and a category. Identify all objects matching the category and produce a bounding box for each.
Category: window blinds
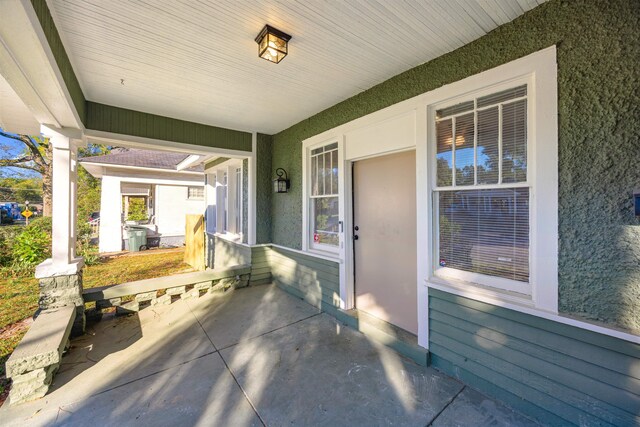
[435,85,529,283]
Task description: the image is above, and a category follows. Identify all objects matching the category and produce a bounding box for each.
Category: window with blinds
[434,85,529,284]
[310,142,339,248]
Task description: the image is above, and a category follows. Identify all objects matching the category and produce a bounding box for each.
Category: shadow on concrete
[1,282,539,426]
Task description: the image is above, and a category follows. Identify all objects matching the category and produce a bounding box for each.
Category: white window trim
[302,138,344,257]
[429,75,533,298]
[424,48,558,315]
[205,173,217,235]
[205,158,244,241]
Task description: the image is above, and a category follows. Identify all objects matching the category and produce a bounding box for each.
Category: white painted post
[99,175,124,253]
[248,132,257,245]
[36,125,84,277]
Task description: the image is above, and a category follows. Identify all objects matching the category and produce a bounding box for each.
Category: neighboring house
[80,149,207,252]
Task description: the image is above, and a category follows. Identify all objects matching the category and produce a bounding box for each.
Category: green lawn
[0,248,193,402]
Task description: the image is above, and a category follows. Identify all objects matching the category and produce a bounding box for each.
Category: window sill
[290,245,341,263]
[212,232,243,244]
[425,275,535,310]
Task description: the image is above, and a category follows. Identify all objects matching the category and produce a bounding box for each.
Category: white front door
[353,150,418,334]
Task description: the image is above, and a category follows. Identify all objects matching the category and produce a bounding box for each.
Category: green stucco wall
[256,133,273,244]
[271,0,640,332]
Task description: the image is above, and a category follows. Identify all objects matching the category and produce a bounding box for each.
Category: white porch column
[36,125,84,274]
[35,124,85,336]
[99,175,123,253]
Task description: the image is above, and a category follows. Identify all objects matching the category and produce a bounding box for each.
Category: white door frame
[302,107,420,328]
[348,148,419,332]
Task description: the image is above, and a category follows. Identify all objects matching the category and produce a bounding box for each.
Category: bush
[76,220,100,266]
[0,226,22,268]
[1,215,101,276]
[12,225,50,267]
[27,216,52,235]
[126,198,148,222]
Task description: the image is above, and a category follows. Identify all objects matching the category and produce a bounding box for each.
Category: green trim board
[270,0,640,332]
[86,103,252,152]
[428,288,640,426]
[204,157,231,170]
[29,0,86,124]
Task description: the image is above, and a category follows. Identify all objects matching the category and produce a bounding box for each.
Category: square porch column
[35,125,85,336]
[98,175,123,253]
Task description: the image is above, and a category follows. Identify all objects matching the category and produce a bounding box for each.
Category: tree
[1,130,112,219]
[0,130,52,216]
[0,177,43,204]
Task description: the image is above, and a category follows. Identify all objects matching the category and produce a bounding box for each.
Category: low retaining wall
[83,266,252,315]
[5,307,75,405]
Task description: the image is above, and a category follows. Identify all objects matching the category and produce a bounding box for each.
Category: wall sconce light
[255,25,291,64]
[273,168,290,193]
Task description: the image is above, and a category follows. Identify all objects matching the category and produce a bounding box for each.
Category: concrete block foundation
[38,271,85,337]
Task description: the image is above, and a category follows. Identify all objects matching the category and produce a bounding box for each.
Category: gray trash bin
[126,225,148,252]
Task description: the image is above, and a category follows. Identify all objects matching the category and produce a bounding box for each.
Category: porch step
[82,265,251,302]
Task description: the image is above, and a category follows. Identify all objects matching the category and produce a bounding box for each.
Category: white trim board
[248,132,257,245]
[81,162,204,176]
[85,129,252,158]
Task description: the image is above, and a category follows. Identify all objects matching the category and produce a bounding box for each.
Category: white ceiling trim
[84,129,252,159]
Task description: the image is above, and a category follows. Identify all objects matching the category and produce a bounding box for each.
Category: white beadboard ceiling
[48,0,545,135]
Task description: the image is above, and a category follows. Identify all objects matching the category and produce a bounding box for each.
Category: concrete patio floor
[1,284,538,426]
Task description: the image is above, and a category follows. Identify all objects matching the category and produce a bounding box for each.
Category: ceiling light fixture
[255,25,291,64]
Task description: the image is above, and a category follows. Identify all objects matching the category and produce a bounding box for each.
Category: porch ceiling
[0,75,40,136]
[47,0,545,135]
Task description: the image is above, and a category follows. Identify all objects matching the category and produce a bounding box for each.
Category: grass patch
[0,248,193,401]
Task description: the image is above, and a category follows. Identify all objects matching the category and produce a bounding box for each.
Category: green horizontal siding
[250,246,271,284]
[269,247,340,309]
[86,102,252,152]
[429,289,640,426]
[211,237,251,269]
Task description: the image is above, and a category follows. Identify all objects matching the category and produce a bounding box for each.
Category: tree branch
[0,130,47,172]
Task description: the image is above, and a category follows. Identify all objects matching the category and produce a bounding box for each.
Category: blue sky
[0,132,42,178]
